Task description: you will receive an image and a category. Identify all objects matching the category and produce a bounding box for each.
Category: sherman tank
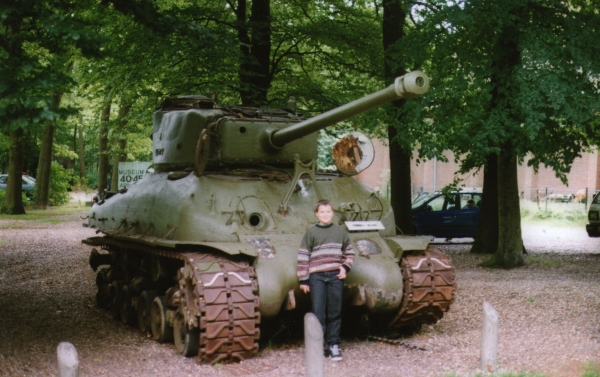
[83,71,456,364]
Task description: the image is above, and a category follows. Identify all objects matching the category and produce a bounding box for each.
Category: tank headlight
[589,211,599,220]
[354,238,382,256]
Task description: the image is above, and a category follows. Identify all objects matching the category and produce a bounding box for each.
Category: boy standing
[297,199,355,361]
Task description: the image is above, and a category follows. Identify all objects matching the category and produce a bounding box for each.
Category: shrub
[0,188,33,207]
[48,162,73,206]
[85,171,98,189]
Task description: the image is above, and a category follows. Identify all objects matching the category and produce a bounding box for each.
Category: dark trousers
[309,270,343,346]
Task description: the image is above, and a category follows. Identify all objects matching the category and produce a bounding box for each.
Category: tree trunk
[493,149,525,267]
[382,0,414,234]
[111,105,130,191]
[78,117,86,180]
[1,128,25,214]
[478,19,524,267]
[237,0,271,106]
[34,90,61,209]
[98,102,110,195]
[388,127,414,234]
[470,154,499,253]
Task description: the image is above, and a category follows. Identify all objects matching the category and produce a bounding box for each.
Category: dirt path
[0,213,599,377]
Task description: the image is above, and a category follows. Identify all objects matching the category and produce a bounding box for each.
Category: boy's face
[315,204,334,225]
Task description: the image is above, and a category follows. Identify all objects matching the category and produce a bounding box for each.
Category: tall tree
[236,0,272,105]
[382,0,414,234]
[78,118,86,180]
[34,90,61,209]
[97,100,110,196]
[470,154,499,254]
[0,0,104,213]
[110,104,130,191]
[1,129,25,214]
[399,0,600,267]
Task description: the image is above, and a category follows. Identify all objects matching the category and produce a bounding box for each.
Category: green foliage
[85,171,98,190]
[48,162,72,206]
[0,0,106,133]
[398,0,600,180]
[0,189,33,208]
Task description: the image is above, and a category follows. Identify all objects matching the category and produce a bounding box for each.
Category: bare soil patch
[0,210,599,377]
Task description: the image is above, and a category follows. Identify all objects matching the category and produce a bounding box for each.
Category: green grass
[0,202,89,227]
[525,255,563,269]
[520,199,588,226]
[438,362,600,377]
[440,363,600,377]
[583,362,600,377]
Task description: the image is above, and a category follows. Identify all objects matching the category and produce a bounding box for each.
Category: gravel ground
[1,201,599,377]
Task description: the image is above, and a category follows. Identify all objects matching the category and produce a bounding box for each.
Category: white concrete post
[304,312,324,377]
[480,301,499,373]
[57,342,79,377]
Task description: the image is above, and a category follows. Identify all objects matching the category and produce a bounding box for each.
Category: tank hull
[88,171,403,317]
[83,72,456,363]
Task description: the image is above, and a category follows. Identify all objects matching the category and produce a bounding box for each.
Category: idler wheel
[137,290,157,334]
[150,296,173,343]
[173,306,200,357]
[118,285,137,326]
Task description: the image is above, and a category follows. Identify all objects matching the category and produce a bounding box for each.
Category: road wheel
[150,296,173,343]
[137,290,157,333]
[173,306,200,357]
[118,285,137,326]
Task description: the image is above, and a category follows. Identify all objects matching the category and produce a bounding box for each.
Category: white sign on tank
[118,161,152,190]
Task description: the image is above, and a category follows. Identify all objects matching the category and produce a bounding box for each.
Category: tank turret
[82,71,456,364]
[151,71,429,174]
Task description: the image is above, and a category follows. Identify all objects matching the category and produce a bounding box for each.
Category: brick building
[355,138,599,202]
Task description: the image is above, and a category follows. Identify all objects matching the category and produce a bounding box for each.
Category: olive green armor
[84,71,456,363]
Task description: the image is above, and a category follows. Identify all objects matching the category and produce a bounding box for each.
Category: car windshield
[412,193,438,208]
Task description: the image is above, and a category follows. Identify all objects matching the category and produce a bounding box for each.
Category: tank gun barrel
[269,71,429,148]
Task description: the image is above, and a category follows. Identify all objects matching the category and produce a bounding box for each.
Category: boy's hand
[300,285,310,294]
[337,266,347,279]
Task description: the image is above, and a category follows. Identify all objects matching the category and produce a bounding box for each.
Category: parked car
[546,193,574,202]
[0,174,36,197]
[586,191,600,237]
[412,187,483,238]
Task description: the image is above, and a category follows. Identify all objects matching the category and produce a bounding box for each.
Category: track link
[85,237,260,364]
[390,246,456,329]
[179,253,260,363]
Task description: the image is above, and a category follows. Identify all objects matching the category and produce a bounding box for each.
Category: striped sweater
[297,223,355,284]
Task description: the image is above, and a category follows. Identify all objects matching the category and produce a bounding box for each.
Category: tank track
[390,245,457,329]
[84,236,260,364]
[179,253,260,363]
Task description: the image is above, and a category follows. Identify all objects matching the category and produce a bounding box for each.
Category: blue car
[412,188,483,238]
[0,174,36,197]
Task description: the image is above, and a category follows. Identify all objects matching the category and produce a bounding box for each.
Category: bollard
[57,342,79,377]
[304,312,324,377]
[480,301,498,373]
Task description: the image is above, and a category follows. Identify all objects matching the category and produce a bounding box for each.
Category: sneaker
[329,344,342,361]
